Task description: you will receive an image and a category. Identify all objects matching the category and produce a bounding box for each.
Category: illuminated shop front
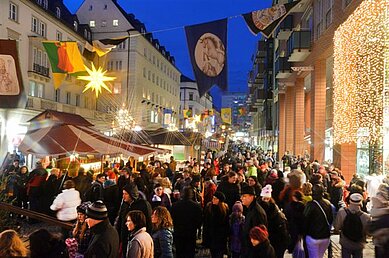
[333,0,389,177]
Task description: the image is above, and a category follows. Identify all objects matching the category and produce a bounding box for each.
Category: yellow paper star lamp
[77,63,115,97]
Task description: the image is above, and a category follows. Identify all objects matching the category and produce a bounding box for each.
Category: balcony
[255,41,267,63]
[275,15,294,40]
[32,63,50,77]
[275,57,292,79]
[287,30,311,62]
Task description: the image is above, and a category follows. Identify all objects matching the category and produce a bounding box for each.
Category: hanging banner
[185,19,228,97]
[221,108,232,124]
[42,41,86,88]
[183,109,193,118]
[0,40,26,108]
[83,36,129,61]
[242,1,300,38]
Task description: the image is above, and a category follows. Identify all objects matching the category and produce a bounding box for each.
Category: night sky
[64,0,272,108]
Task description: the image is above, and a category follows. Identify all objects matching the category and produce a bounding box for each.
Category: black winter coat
[84,219,119,258]
[170,199,202,237]
[115,198,152,257]
[216,180,241,211]
[303,199,333,239]
[284,200,305,252]
[203,203,229,250]
[241,201,268,257]
[247,239,276,258]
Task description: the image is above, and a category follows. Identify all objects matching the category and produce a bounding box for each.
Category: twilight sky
[64,0,272,108]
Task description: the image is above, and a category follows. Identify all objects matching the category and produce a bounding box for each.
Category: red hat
[249,225,269,242]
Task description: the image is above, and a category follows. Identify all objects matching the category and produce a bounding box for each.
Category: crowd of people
[1,146,389,258]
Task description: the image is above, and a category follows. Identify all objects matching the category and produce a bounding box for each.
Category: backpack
[342,208,364,242]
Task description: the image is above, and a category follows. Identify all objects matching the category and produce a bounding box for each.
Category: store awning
[19,110,169,158]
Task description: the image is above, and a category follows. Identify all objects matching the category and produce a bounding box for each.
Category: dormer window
[74,21,78,31]
[56,7,61,18]
[113,19,119,27]
[89,20,95,28]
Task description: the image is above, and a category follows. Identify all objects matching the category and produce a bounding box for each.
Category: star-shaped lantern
[77,63,115,97]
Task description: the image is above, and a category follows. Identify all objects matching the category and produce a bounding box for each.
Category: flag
[185,19,228,97]
[42,41,86,88]
[221,108,232,124]
[0,40,25,108]
[83,36,129,60]
[238,107,246,117]
[183,109,193,118]
[242,1,301,38]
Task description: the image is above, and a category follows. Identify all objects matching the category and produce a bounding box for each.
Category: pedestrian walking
[151,206,174,258]
[126,210,154,258]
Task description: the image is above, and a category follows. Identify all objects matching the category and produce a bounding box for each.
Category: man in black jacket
[171,186,203,258]
[84,201,119,258]
[114,182,152,258]
[240,185,268,257]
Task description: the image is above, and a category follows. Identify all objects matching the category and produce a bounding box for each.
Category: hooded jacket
[50,188,81,221]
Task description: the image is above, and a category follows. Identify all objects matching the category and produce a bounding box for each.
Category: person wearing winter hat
[258,185,289,258]
[203,190,229,257]
[115,183,152,258]
[150,183,172,210]
[230,201,245,257]
[72,201,92,255]
[84,201,119,258]
[248,225,276,258]
[240,185,268,257]
[334,193,371,258]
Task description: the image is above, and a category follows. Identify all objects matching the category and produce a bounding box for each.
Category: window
[113,20,119,27]
[56,31,62,41]
[74,21,78,31]
[118,41,126,49]
[40,22,46,37]
[89,5,93,11]
[43,0,48,9]
[143,67,146,78]
[29,81,36,96]
[101,20,107,27]
[153,56,155,64]
[84,29,88,38]
[148,71,151,80]
[75,94,80,106]
[31,16,38,33]
[115,61,122,70]
[9,2,18,22]
[152,73,155,83]
[104,4,108,10]
[144,48,147,56]
[37,83,44,98]
[56,7,61,18]
[113,83,121,94]
[55,89,61,102]
[189,92,194,101]
[156,76,159,86]
[89,20,95,27]
[66,92,71,104]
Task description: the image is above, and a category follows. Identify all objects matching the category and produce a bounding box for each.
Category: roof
[28,110,94,127]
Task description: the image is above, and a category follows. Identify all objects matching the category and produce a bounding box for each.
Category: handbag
[292,237,305,258]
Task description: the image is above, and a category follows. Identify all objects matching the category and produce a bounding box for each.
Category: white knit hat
[260,184,272,198]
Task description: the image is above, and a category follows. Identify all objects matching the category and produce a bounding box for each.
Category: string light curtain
[333,0,389,144]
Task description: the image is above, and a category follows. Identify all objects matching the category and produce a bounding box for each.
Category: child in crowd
[229,201,245,258]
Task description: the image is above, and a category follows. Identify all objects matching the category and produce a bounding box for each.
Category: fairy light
[333,0,389,144]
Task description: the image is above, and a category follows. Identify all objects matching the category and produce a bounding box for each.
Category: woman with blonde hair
[151,206,174,258]
[0,229,28,257]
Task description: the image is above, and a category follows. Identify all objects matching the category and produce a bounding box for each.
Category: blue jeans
[305,235,330,258]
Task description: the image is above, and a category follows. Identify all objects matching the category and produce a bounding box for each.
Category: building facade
[179,75,213,133]
[247,39,274,149]
[0,0,181,166]
[266,0,372,181]
[76,0,181,131]
[221,92,251,133]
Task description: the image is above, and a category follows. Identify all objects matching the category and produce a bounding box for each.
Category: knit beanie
[86,200,108,220]
[260,184,272,198]
[77,201,92,214]
[232,201,243,213]
[213,191,226,202]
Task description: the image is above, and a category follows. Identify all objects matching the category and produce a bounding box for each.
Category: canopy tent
[18,110,169,158]
[119,128,203,146]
